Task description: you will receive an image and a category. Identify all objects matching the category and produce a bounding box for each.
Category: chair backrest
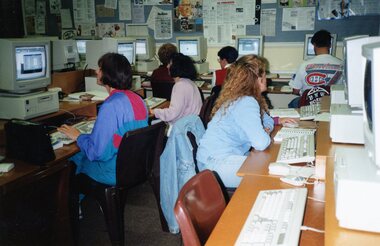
[151,81,174,100]
[299,85,330,107]
[199,91,219,128]
[174,170,226,246]
[116,121,166,188]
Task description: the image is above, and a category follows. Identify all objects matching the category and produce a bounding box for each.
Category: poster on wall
[173,0,203,32]
[317,0,348,20]
[278,0,315,7]
[98,23,125,37]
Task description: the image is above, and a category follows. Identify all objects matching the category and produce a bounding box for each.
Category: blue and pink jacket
[71,90,148,185]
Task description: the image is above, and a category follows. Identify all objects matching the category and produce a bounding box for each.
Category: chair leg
[103,188,125,246]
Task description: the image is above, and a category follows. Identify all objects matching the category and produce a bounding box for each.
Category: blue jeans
[288,96,301,108]
[198,155,248,188]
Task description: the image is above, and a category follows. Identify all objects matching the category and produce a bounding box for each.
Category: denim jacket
[160,115,205,233]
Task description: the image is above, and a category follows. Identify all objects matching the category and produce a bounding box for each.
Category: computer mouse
[283,122,299,128]
[280,175,306,186]
[269,162,290,176]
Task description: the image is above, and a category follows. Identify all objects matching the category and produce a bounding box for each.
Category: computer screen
[176,36,207,62]
[52,40,80,71]
[135,36,156,61]
[362,42,380,169]
[343,35,380,108]
[117,42,136,65]
[76,40,87,55]
[0,38,51,94]
[303,33,337,60]
[235,35,263,57]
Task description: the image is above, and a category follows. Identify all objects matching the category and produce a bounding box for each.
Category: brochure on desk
[67,90,108,101]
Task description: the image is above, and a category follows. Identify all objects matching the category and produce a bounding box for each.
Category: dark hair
[97,53,132,90]
[169,53,197,80]
[311,29,332,48]
[158,43,178,65]
[218,46,239,63]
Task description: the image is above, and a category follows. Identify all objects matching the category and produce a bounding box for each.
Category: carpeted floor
[77,181,182,246]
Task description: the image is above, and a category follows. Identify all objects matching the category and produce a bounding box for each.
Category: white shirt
[289,54,343,95]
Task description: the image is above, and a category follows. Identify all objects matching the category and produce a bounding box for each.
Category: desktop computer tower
[330,104,364,144]
[334,146,380,232]
[0,91,59,120]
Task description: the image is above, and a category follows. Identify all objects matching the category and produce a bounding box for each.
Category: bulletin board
[26,0,380,44]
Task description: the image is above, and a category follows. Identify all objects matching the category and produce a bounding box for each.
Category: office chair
[199,88,219,128]
[151,81,174,100]
[76,121,167,245]
[174,169,226,246]
[299,85,330,107]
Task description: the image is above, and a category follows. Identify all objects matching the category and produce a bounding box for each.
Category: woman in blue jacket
[196,55,273,188]
[58,53,148,185]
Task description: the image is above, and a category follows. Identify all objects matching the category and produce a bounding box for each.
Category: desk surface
[206,175,325,246]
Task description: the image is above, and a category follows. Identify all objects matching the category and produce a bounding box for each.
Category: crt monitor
[303,33,337,60]
[362,42,380,169]
[86,39,118,70]
[343,35,380,108]
[235,35,263,57]
[76,40,87,56]
[176,36,207,62]
[134,35,156,61]
[115,37,136,66]
[0,38,51,94]
[52,40,80,71]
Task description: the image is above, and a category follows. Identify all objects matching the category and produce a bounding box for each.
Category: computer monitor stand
[136,60,159,72]
[195,62,209,75]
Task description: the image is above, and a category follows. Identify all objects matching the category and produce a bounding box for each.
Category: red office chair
[174,170,226,246]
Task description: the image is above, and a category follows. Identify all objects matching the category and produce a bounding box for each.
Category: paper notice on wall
[282,7,315,31]
[61,9,73,28]
[260,8,276,36]
[154,9,173,39]
[119,0,132,20]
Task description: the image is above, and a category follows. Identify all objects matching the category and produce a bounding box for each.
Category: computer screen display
[135,39,147,56]
[178,40,199,56]
[76,40,87,55]
[304,34,337,60]
[237,38,260,56]
[15,46,47,81]
[118,42,135,65]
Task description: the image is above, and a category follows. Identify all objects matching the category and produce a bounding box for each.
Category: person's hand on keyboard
[279,117,299,127]
[58,124,81,141]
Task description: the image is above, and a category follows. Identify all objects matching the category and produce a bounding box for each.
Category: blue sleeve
[232,97,271,151]
[77,101,119,161]
[263,112,274,132]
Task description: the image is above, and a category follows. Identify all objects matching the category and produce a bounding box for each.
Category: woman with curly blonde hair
[196,55,274,188]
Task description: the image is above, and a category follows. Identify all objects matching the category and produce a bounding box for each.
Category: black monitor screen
[364,60,372,131]
[15,46,47,80]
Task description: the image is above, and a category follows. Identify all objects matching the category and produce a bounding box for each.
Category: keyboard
[277,134,315,164]
[50,120,95,146]
[194,80,205,87]
[144,97,167,109]
[300,104,321,120]
[235,188,307,246]
[274,127,316,142]
[269,108,300,118]
[280,85,293,93]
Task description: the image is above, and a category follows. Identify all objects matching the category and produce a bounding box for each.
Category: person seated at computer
[58,53,148,186]
[151,53,202,123]
[211,46,239,87]
[288,29,343,108]
[150,43,178,84]
[196,55,274,188]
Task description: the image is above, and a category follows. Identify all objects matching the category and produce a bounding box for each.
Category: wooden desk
[0,100,99,245]
[206,175,325,246]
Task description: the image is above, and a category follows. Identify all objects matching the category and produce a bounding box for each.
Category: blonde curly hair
[211,55,268,119]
